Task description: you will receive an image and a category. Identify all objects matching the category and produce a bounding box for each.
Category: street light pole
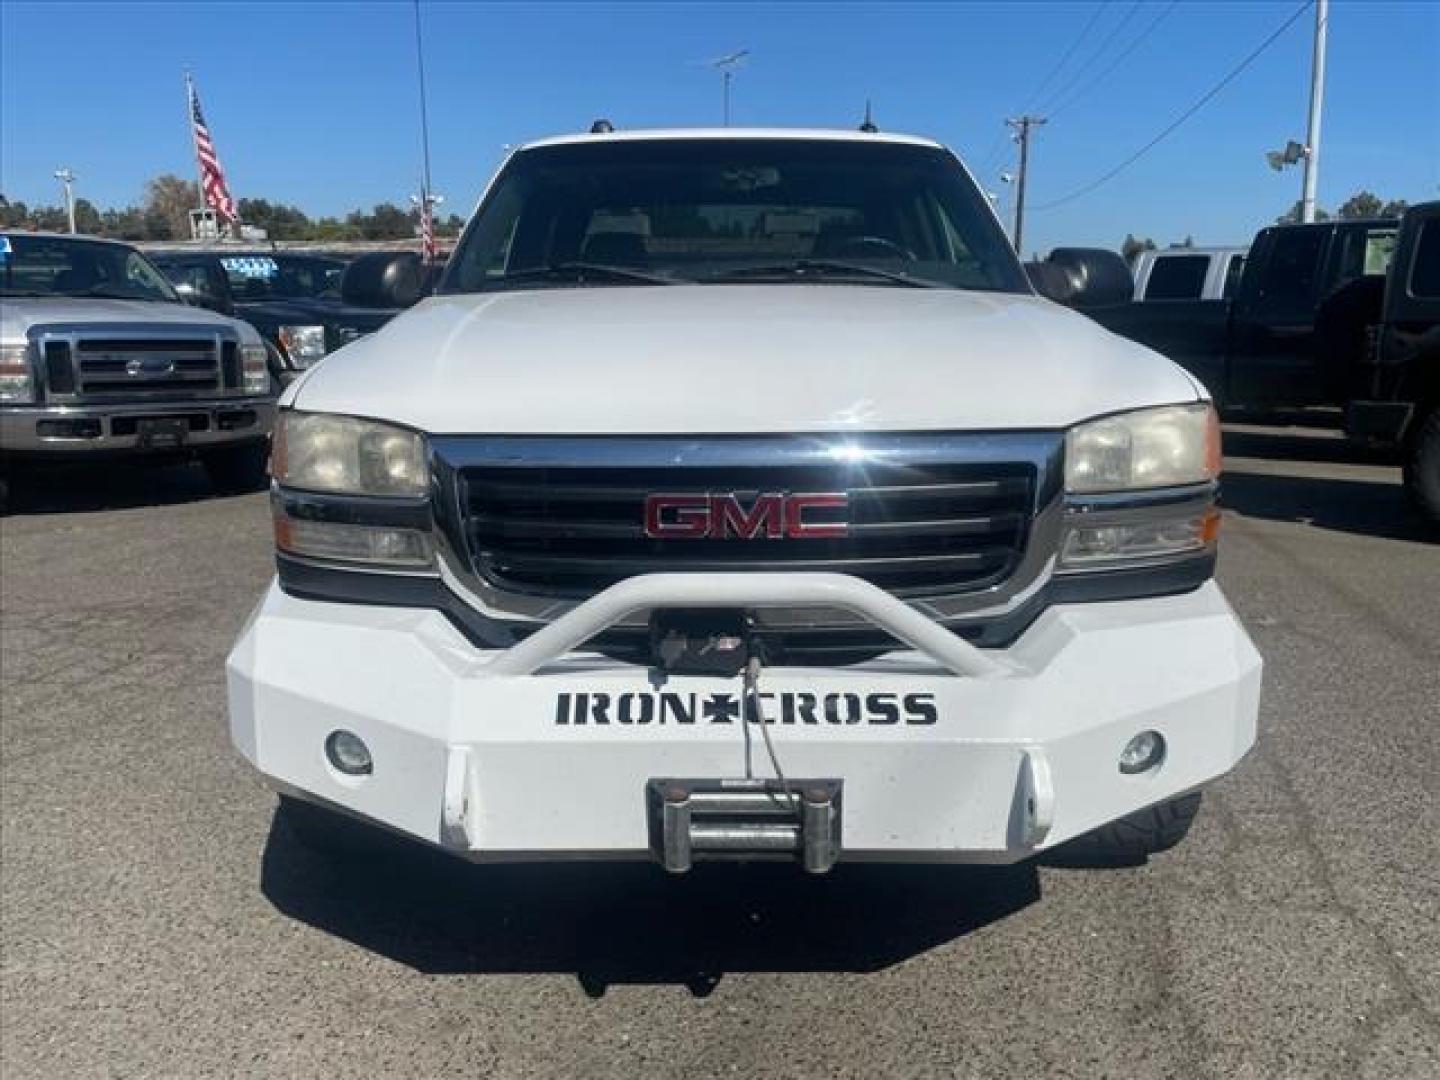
[709,50,748,127]
[1300,0,1328,223]
[54,169,77,234]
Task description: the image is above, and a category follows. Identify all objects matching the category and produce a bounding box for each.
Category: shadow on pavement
[1222,469,1434,543]
[259,818,1040,997]
[2,461,245,515]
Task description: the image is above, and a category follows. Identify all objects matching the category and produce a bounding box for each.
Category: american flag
[187,75,237,223]
[419,193,437,264]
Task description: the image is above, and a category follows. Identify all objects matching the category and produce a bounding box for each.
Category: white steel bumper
[226,573,1261,864]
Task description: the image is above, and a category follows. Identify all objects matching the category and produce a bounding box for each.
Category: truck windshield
[0,234,179,302]
[441,138,1029,294]
[218,255,345,300]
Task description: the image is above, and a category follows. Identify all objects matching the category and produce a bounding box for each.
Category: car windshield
[441,138,1029,294]
[0,234,179,302]
[218,254,345,300]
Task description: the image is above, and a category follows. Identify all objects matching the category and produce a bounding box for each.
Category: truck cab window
[1258,228,1325,309]
[1410,221,1440,299]
[1143,255,1209,301]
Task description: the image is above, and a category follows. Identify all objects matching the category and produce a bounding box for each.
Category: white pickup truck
[228,128,1262,872]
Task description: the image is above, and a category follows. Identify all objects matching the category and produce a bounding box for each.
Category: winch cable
[743,654,796,811]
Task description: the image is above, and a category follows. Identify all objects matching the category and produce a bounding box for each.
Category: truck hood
[291,285,1201,433]
[0,296,259,343]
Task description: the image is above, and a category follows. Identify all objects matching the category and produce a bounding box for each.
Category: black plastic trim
[274,487,432,530]
[276,551,1215,662]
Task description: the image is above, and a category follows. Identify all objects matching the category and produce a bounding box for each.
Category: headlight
[240,342,269,395]
[276,325,327,370]
[0,343,35,403]
[271,410,428,497]
[1065,403,1220,494]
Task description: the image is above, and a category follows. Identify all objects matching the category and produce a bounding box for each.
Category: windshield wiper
[702,259,948,289]
[495,262,679,286]
[67,289,157,301]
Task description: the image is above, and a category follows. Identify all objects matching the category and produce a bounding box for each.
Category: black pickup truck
[150,250,425,386]
[1076,218,1398,409]
[1030,203,1438,521]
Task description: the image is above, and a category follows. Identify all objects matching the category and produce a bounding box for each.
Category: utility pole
[1300,0,1327,223]
[1006,115,1046,255]
[53,168,77,234]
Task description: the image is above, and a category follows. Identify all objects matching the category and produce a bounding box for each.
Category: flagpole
[184,70,205,239]
[413,0,436,261]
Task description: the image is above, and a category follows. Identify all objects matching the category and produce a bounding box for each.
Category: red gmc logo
[643,492,849,540]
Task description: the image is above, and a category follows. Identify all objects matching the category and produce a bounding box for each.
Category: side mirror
[174,281,231,315]
[341,252,423,309]
[1029,247,1133,309]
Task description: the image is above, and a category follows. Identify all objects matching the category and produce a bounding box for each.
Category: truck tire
[1403,409,1440,525]
[1048,792,1203,867]
[276,795,391,859]
[203,442,269,494]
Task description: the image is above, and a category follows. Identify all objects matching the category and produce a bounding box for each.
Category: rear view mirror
[1027,248,1133,309]
[174,281,231,315]
[341,252,423,309]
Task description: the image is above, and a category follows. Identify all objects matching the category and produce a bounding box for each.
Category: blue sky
[2,1,1436,254]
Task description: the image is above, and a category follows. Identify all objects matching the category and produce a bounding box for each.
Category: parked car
[229,127,1261,874]
[1131,246,1248,302]
[0,232,274,506]
[149,249,424,385]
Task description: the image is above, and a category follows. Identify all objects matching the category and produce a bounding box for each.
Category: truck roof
[0,230,134,247]
[1138,246,1249,257]
[517,127,947,153]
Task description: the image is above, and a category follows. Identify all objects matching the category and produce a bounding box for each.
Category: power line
[1023,1,1110,112]
[975,2,1108,175]
[1031,0,1313,212]
[1036,0,1144,116]
[1049,0,1180,120]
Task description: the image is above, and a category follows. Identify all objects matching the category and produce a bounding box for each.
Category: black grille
[458,460,1035,600]
[73,338,220,399]
[42,341,75,394]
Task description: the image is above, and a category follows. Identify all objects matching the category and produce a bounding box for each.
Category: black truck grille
[458,459,1036,600]
[72,338,221,399]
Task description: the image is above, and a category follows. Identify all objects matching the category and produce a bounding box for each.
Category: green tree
[236,197,312,240]
[99,206,151,240]
[0,199,30,228]
[144,174,201,240]
[1336,191,1385,220]
[346,202,416,240]
[1277,200,1331,225]
[1380,199,1411,218]
[72,198,104,235]
[1121,233,1156,261]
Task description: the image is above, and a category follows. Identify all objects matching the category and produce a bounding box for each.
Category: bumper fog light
[1119,730,1165,774]
[325,730,373,776]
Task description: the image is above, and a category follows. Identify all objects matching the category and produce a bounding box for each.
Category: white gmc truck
[228,128,1262,872]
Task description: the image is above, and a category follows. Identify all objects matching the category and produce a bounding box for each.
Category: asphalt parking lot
[1,422,1437,1079]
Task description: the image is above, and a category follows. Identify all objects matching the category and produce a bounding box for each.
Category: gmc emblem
[643,492,849,540]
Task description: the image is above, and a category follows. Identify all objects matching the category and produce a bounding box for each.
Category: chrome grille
[450,440,1042,601]
[73,338,221,399]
